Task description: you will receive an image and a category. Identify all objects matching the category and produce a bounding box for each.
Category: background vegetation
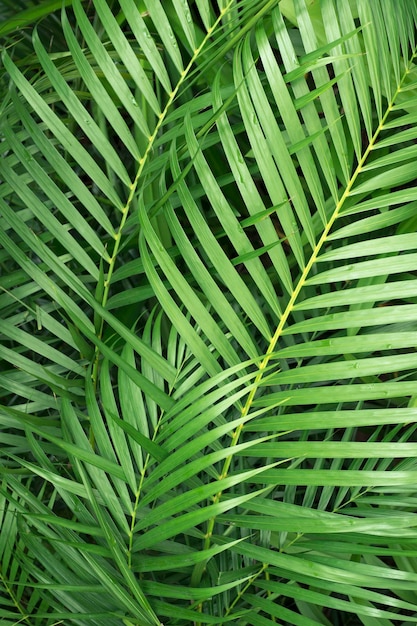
[1,0,417,624]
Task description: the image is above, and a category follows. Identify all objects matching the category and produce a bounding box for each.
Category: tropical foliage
[1,0,417,624]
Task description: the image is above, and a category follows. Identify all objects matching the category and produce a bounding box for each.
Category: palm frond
[2,1,417,625]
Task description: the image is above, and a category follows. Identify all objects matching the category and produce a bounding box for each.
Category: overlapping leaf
[2,1,417,625]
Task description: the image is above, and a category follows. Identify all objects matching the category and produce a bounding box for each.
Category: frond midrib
[200,41,417,559]
[243,45,417,422]
[91,0,237,385]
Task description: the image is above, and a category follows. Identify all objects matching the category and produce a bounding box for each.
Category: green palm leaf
[2,1,417,625]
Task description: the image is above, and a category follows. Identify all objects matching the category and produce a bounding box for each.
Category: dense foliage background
[2,0,417,624]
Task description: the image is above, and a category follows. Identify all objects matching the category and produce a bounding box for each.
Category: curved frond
[2,1,417,624]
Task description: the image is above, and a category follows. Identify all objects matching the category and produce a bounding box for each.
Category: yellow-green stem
[91,2,235,387]
[202,66,412,556]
